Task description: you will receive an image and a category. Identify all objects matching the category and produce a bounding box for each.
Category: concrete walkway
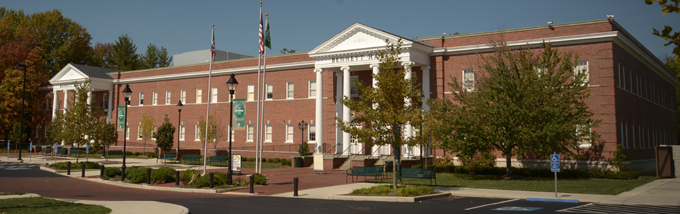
[0,193,189,214]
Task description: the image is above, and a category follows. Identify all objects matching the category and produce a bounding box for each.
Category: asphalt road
[3,162,679,214]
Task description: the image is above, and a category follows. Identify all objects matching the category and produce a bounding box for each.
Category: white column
[86,90,92,110]
[336,71,343,154]
[107,89,113,123]
[341,66,351,155]
[403,62,413,158]
[314,68,324,154]
[63,90,68,109]
[421,65,431,156]
[52,89,58,119]
[370,63,380,156]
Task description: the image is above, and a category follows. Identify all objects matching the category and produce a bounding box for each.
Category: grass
[0,192,24,195]
[351,185,435,197]
[0,197,111,214]
[379,173,657,195]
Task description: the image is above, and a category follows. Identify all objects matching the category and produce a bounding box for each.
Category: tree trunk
[505,150,512,176]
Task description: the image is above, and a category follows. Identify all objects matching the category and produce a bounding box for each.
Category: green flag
[264,17,271,49]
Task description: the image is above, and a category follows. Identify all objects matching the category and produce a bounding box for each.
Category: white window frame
[195,124,200,141]
[286,82,294,99]
[179,125,185,141]
[102,94,108,109]
[247,85,254,101]
[152,91,157,105]
[265,124,272,142]
[181,89,186,104]
[309,80,316,98]
[246,124,254,142]
[285,124,294,143]
[576,122,592,148]
[308,123,316,142]
[575,60,589,86]
[266,83,273,100]
[165,90,171,105]
[196,88,202,104]
[463,69,474,91]
[137,125,142,140]
[211,87,218,103]
[139,92,144,106]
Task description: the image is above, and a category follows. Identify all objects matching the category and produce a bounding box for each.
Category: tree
[280,48,296,54]
[198,114,225,151]
[53,80,100,163]
[90,42,113,67]
[0,7,94,77]
[427,40,599,177]
[661,54,680,144]
[140,44,172,69]
[90,116,117,161]
[645,0,680,57]
[212,117,229,151]
[139,112,156,154]
[154,115,175,164]
[106,34,139,71]
[157,46,172,67]
[336,39,423,190]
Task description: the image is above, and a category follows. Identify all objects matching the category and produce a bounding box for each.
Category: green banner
[233,99,246,130]
[117,106,126,131]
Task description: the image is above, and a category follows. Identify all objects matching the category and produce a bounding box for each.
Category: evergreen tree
[157,46,172,67]
[140,43,159,69]
[106,34,139,71]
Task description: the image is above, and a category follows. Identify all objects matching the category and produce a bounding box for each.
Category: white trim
[246,124,254,142]
[181,89,186,104]
[308,123,316,143]
[138,92,144,106]
[179,125,185,141]
[265,124,272,143]
[194,124,200,141]
[247,84,255,101]
[211,87,218,103]
[196,88,202,104]
[152,91,157,105]
[308,80,316,98]
[286,81,294,99]
[285,124,294,143]
[165,90,171,105]
[266,83,273,100]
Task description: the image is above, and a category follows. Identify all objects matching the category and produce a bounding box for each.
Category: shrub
[125,167,148,184]
[397,185,434,197]
[270,158,281,163]
[252,173,266,185]
[180,169,201,185]
[213,171,228,185]
[49,162,101,170]
[281,159,292,166]
[125,151,134,156]
[103,167,121,178]
[608,144,627,171]
[133,152,142,156]
[151,167,176,184]
[298,141,309,156]
[145,152,158,158]
[261,158,267,163]
[193,174,212,188]
[232,177,250,187]
[351,185,393,195]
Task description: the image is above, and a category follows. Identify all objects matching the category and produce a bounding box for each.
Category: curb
[329,192,451,202]
[527,198,579,203]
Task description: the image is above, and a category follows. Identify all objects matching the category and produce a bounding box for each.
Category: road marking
[556,203,680,214]
[464,199,520,210]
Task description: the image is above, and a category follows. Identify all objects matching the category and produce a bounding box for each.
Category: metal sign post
[54,143,58,164]
[550,153,560,198]
[86,144,89,162]
[7,142,9,161]
[29,142,32,162]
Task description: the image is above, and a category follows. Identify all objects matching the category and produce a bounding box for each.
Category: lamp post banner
[117,106,126,131]
[233,99,246,130]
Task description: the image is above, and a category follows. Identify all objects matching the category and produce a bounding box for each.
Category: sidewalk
[0,193,189,214]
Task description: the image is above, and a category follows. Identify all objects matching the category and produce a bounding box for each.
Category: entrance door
[656,146,674,178]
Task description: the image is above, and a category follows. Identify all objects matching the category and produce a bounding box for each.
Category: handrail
[335,144,353,158]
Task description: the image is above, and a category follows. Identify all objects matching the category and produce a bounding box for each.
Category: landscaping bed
[351,185,435,197]
[0,197,111,214]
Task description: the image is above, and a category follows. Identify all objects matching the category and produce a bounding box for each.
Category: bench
[156,153,177,163]
[107,150,124,158]
[56,148,68,156]
[346,166,384,183]
[69,148,81,155]
[208,156,227,166]
[41,148,52,155]
[400,168,437,186]
[182,155,201,165]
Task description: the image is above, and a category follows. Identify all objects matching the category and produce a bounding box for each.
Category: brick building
[34,19,678,172]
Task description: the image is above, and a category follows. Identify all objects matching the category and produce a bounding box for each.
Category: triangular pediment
[309,23,412,56]
[50,63,88,83]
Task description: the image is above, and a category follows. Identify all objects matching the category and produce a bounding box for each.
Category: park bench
[346,166,384,183]
[156,153,177,163]
[208,156,227,166]
[182,155,201,165]
[41,148,52,155]
[107,150,124,158]
[400,168,437,186]
[69,148,81,155]
[56,148,68,156]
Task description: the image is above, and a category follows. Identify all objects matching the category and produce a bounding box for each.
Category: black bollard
[146,168,151,184]
[293,177,299,196]
[175,171,180,186]
[121,166,126,181]
[81,163,85,177]
[209,172,214,188]
[100,165,105,178]
[67,162,71,175]
[249,175,254,193]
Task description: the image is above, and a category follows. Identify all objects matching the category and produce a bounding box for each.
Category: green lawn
[379,173,656,195]
[0,197,111,214]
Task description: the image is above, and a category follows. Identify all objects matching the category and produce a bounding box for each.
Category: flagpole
[203,24,215,175]
[255,2,263,173]
[259,15,270,173]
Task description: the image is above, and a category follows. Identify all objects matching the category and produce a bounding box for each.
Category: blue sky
[4,0,679,62]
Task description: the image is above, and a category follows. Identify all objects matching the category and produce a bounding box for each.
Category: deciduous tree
[139,112,156,154]
[154,115,175,164]
[645,0,680,57]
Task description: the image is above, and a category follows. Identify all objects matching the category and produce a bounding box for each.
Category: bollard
[209,172,214,188]
[121,167,126,181]
[67,162,71,175]
[100,165,105,178]
[175,171,180,186]
[81,163,86,177]
[146,168,151,184]
[293,177,299,196]
[249,175,254,193]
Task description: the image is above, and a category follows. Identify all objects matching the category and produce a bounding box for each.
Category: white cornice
[117,61,315,84]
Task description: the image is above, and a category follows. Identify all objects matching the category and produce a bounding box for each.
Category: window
[195,124,200,141]
[103,94,108,109]
[286,82,294,99]
[309,80,317,98]
[247,124,254,142]
[228,125,234,141]
[181,89,186,104]
[125,124,130,140]
[463,69,474,91]
[576,122,592,148]
[179,125,185,141]
[350,76,359,96]
[247,85,254,101]
[165,90,171,105]
[575,61,589,86]
[138,125,142,139]
[211,87,218,103]
[265,124,272,142]
[196,88,202,103]
[46,98,51,110]
[152,126,156,140]
[617,63,621,87]
[35,125,41,138]
[266,83,273,100]
[152,91,157,105]
[308,124,316,142]
[286,124,294,142]
[139,92,144,106]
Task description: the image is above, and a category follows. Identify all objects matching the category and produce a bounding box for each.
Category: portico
[308,23,433,157]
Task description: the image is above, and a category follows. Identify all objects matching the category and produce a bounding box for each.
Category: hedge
[151,167,176,184]
[50,162,101,170]
[410,165,639,180]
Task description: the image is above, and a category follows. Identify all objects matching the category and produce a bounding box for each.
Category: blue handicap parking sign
[550,154,560,166]
[551,167,560,172]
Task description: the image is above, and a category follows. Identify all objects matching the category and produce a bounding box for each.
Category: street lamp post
[176,101,183,160]
[121,84,132,181]
[16,63,27,162]
[298,120,307,143]
[226,73,238,185]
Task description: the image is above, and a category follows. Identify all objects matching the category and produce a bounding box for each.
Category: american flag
[259,5,264,55]
[211,27,215,60]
